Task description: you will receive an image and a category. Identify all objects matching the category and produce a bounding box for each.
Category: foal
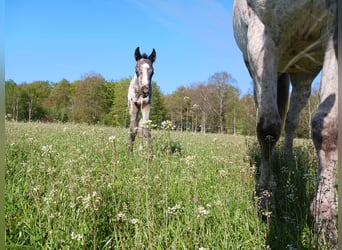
[127,47,156,160]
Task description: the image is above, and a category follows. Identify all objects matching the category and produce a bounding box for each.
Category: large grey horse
[127,47,156,160]
[233,0,337,245]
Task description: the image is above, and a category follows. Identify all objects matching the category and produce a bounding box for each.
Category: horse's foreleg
[128,103,139,153]
[284,71,319,153]
[310,36,338,245]
[247,21,280,191]
[141,103,152,160]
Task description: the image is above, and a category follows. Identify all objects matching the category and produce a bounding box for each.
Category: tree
[5,80,20,121]
[150,82,167,125]
[208,72,237,133]
[189,83,212,133]
[20,81,51,121]
[44,79,71,122]
[239,94,256,135]
[164,86,190,131]
[108,78,130,127]
[71,74,106,124]
[224,84,240,134]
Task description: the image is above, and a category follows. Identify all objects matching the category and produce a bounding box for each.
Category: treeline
[5,71,318,137]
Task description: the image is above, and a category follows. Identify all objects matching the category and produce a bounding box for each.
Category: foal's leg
[310,36,338,245]
[247,20,280,191]
[284,71,320,152]
[128,103,139,153]
[141,103,152,160]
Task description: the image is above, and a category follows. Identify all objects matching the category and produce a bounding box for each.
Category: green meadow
[5,122,331,249]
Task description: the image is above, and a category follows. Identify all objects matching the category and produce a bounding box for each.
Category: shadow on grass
[247,140,328,249]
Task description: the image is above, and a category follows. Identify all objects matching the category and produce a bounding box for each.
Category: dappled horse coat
[233,0,338,245]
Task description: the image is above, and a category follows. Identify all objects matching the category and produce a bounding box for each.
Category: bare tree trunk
[28,98,33,122]
[233,108,237,135]
[201,111,206,133]
[15,99,19,122]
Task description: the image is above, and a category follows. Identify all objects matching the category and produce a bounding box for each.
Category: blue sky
[6,0,253,95]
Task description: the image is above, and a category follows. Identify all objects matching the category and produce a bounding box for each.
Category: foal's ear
[149,48,156,63]
[135,47,142,61]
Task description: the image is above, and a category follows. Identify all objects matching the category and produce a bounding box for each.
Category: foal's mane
[141,53,149,59]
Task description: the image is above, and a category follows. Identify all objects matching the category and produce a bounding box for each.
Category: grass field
[5,122,331,249]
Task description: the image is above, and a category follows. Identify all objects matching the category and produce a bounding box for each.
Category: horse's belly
[273,1,332,72]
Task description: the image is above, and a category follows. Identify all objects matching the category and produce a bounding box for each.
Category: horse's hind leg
[128,103,139,153]
[284,70,320,153]
[310,35,338,245]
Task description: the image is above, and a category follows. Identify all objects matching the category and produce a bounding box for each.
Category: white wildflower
[184,155,196,167]
[71,231,83,241]
[161,120,175,130]
[141,120,153,128]
[82,194,91,209]
[131,218,140,225]
[219,169,227,178]
[41,144,55,156]
[197,205,210,217]
[167,203,184,216]
[116,212,127,223]
[108,135,116,142]
[82,191,101,210]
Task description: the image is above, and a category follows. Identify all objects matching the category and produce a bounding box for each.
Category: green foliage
[44,79,71,122]
[5,71,316,136]
[107,78,130,127]
[71,74,106,124]
[150,82,168,125]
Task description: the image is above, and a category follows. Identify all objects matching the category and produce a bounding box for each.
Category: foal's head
[134,47,156,98]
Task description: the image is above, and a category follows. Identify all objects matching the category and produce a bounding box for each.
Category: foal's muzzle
[141,86,150,98]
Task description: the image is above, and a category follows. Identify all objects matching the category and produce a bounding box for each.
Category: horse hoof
[255,189,272,221]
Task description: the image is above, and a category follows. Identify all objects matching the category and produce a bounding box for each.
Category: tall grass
[5,122,329,249]
[247,139,334,249]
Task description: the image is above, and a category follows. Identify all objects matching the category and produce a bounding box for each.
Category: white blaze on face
[141,63,151,87]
